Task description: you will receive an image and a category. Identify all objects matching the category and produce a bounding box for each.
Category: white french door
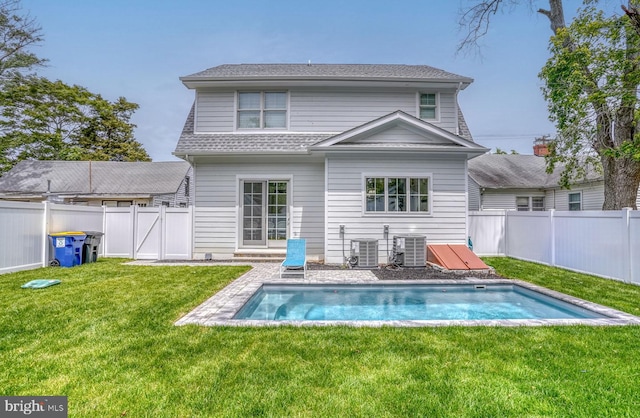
[241,180,289,248]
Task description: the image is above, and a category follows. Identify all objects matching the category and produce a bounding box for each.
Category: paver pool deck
[129,261,640,327]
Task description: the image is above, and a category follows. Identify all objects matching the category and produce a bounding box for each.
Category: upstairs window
[419,93,437,120]
[238,92,287,129]
[365,176,430,214]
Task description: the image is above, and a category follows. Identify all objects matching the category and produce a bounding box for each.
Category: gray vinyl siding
[194,88,459,135]
[192,158,324,259]
[325,155,468,264]
[194,90,235,133]
[547,183,605,210]
[360,125,451,144]
[468,178,481,211]
[480,189,546,210]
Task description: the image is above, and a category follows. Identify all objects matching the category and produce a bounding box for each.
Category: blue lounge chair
[280,239,307,278]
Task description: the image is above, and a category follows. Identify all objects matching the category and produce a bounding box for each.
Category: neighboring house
[0,160,193,207]
[468,153,640,211]
[173,63,488,263]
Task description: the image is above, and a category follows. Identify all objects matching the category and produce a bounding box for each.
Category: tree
[0,0,46,80]
[0,76,150,173]
[77,96,150,162]
[540,4,640,209]
[0,0,151,173]
[459,0,640,209]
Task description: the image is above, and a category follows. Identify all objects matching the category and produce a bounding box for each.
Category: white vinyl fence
[0,201,192,274]
[469,209,640,284]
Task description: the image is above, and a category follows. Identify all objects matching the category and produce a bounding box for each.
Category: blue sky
[20,0,590,160]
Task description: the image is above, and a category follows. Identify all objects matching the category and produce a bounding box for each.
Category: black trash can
[82,231,104,263]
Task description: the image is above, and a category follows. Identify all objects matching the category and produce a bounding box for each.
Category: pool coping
[173,263,640,327]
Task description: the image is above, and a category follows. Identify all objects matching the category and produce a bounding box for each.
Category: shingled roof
[181,64,473,84]
[0,160,191,195]
[173,105,333,155]
[468,154,602,189]
[174,104,475,155]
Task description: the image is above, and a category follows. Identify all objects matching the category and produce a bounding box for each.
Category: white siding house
[468,154,640,211]
[174,64,487,263]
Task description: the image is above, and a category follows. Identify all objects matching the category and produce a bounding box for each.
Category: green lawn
[1,258,639,417]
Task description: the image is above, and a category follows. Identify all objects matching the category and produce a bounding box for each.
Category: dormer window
[419,93,437,120]
[237,92,287,129]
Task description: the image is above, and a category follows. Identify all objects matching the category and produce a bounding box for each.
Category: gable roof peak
[311,110,487,153]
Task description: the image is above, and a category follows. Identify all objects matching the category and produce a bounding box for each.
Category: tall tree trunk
[603,1,640,210]
[601,155,640,209]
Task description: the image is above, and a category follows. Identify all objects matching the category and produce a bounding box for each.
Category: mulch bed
[307,262,498,280]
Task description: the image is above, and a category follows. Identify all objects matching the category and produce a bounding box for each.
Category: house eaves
[58,193,154,199]
[180,64,473,89]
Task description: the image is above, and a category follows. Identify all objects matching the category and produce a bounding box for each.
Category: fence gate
[104,206,192,260]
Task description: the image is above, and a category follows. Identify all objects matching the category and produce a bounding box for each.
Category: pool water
[233,283,606,321]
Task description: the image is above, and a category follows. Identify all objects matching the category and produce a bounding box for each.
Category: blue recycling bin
[49,232,87,267]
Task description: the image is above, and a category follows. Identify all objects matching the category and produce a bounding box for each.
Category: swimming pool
[233,283,608,321]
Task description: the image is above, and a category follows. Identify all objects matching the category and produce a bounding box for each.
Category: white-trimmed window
[419,93,437,120]
[237,92,287,129]
[532,197,545,211]
[365,176,430,213]
[516,196,545,211]
[568,192,582,211]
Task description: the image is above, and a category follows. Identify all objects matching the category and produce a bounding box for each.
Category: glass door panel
[268,181,288,244]
[242,181,265,246]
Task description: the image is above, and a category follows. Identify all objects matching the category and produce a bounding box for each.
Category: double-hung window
[419,93,437,120]
[365,176,430,213]
[516,196,545,211]
[516,197,530,211]
[568,192,582,211]
[237,92,287,129]
[532,197,545,211]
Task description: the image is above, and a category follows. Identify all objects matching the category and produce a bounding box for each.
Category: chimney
[533,135,551,157]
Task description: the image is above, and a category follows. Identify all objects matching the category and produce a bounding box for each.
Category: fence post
[504,210,510,257]
[41,201,50,267]
[622,208,631,282]
[131,204,138,259]
[101,205,107,257]
[549,209,556,267]
[159,205,166,260]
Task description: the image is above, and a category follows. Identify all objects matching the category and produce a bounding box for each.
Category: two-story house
[173,64,488,263]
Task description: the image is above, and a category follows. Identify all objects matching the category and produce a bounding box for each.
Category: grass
[0,257,639,417]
